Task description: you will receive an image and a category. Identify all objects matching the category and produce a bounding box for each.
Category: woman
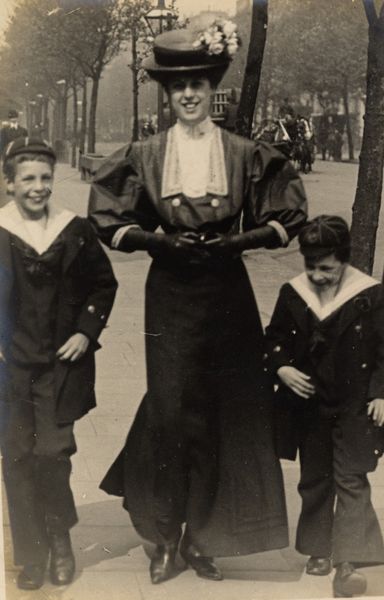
[88,23,307,584]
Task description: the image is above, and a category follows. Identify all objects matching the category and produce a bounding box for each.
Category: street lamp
[144,0,178,132]
[144,0,178,37]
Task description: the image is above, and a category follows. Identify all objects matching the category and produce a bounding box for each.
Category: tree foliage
[224,0,368,133]
[0,0,151,153]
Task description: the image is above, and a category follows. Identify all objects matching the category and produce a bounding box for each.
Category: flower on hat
[193,19,241,60]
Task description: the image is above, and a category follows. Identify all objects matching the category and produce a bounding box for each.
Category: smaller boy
[265,215,384,597]
[0,138,117,590]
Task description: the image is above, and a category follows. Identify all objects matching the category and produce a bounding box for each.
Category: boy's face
[304,253,346,290]
[11,160,53,219]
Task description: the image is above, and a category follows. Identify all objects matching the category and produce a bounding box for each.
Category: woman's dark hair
[152,65,229,90]
[298,215,351,263]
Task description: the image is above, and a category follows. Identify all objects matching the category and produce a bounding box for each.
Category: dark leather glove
[202,225,280,258]
[117,228,209,260]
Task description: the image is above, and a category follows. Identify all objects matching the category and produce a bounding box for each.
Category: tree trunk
[342,75,354,160]
[79,80,87,160]
[42,97,49,139]
[71,84,78,168]
[87,74,100,154]
[131,29,140,142]
[350,2,384,274]
[235,0,268,138]
[62,82,68,141]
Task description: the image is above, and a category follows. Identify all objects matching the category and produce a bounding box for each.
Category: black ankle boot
[17,563,46,590]
[49,531,75,586]
[333,562,367,597]
[306,556,332,576]
[180,540,223,581]
[150,542,179,584]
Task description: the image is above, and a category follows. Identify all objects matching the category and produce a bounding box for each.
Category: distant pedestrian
[265,215,384,598]
[333,128,343,161]
[0,109,28,157]
[0,137,117,591]
[317,114,331,160]
[278,97,294,120]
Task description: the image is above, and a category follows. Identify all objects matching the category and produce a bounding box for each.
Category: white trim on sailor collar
[289,265,379,321]
[0,200,76,255]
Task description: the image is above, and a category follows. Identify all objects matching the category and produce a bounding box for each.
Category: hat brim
[143,55,229,74]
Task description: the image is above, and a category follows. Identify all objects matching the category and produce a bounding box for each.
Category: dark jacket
[0,216,118,424]
[264,273,384,469]
[0,125,28,156]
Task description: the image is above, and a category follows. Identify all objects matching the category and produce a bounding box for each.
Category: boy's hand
[56,333,90,362]
[367,398,384,427]
[0,348,5,363]
[277,366,315,399]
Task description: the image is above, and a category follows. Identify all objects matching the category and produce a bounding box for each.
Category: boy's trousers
[295,410,384,566]
[1,363,78,566]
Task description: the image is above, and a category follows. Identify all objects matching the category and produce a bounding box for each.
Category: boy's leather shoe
[333,562,367,597]
[17,564,46,590]
[49,532,75,585]
[180,541,223,581]
[149,542,179,584]
[306,556,332,576]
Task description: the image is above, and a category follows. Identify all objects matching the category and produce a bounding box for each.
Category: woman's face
[167,76,213,126]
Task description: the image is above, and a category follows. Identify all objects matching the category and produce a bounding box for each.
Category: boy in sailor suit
[265,215,384,598]
[0,138,117,591]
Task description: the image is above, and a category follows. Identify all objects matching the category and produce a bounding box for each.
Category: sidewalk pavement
[2,158,384,600]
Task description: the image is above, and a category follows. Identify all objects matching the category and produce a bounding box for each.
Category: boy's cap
[4,137,56,161]
[299,215,350,258]
[8,109,19,119]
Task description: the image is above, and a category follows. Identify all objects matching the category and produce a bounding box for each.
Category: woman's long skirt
[100,257,288,556]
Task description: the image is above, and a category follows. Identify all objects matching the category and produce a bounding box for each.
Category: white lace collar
[0,200,76,255]
[289,266,379,321]
[161,118,228,198]
[176,116,215,140]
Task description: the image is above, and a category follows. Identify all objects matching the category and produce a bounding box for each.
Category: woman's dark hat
[143,29,231,77]
[8,109,19,119]
[299,215,351,258]
[4,137,56,161]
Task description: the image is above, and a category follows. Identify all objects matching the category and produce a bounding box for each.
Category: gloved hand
[117,228,209,260]
[201,225,280,258]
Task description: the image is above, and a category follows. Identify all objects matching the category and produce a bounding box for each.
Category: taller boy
[0,138,117,590]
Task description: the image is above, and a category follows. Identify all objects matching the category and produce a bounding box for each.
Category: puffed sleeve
[243,141,307,245]
[87,143,160,248]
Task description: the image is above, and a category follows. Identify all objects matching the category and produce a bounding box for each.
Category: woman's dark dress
[88,127,307,556]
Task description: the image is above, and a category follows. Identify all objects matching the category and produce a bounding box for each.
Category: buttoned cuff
[267,221,289,247]
[111,224,142,249]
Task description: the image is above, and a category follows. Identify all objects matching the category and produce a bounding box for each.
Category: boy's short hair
[299,215,351,263]
[3,137,56,181]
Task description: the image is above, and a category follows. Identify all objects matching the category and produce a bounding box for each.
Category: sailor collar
[0,200,76,255]
[289,266,379,321]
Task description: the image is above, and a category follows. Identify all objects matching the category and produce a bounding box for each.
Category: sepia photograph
[0,0,384,598]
